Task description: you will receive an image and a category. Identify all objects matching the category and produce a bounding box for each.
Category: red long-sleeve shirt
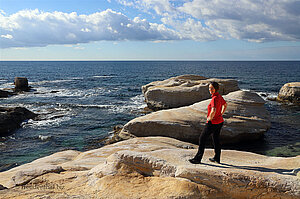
[207,92,226,124]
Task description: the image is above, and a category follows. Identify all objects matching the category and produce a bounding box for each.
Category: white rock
[121,90,271,144]
[142,74,240,110]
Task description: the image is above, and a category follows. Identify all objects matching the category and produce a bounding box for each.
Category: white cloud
[118,0,300,42]
[178,0,300,42]
[1,34,13,39]
[1,1,300,49]
[0,9,180,48]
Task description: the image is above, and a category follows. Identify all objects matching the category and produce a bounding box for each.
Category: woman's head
[209,82,219,94]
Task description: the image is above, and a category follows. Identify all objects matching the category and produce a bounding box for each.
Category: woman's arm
[207,107,216,121]
[221,103,227,115]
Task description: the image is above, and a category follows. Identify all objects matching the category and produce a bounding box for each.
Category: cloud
[1,1,300,49]
[1,34,13,39]
[0,9,181,48]
[118,0,300,42]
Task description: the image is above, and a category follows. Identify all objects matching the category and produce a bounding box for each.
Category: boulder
[0,90,11,98]
[142,74,240,110]
[0,107,38,136]
[0,137,299,198]
[277,82,300,103]
[120,90,271,144]
[14,77,29,91]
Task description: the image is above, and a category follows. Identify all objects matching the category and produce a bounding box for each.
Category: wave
[38,135,53,141]
[22,116,72,129]
[241,89,278,101]
[65,104,115,109]
[29,79,74,85]
[93,75,116,78]
[0,82,14,89]
[109,94,146,113]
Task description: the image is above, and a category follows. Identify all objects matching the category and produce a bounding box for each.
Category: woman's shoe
[189,158,201,164]
[209,157,220,164]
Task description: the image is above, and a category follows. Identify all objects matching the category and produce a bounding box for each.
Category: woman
[189,82,227,164]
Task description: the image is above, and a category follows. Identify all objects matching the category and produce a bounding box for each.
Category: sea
[0,61,299,171]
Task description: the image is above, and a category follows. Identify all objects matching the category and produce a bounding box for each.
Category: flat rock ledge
[0,137,299,199]
[120,90,271,144]
[142,74,240,110]
[277,82,300,103]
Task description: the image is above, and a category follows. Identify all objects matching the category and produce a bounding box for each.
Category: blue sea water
[0,61,299,171]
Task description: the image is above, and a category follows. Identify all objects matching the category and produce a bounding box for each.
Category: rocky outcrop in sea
[142,74,239,110]
[277,82,300,103]
[0,107,37,136]
[2,75,299,199]
[120,90,271,144]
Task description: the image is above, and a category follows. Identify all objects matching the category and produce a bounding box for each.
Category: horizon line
[1,59,300,62]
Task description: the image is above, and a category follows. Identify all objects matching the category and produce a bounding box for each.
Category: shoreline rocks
[0,137,299,198]
[120,90,271,145]
[0,90,12,98]
[277,82,300,103]
[142,74,240,110]
[0,107,37,136]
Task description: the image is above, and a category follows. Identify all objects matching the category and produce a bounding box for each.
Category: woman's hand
[221,103,227,115]
[207,107,216,122]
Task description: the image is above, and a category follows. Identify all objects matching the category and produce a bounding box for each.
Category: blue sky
[1,0,300,60]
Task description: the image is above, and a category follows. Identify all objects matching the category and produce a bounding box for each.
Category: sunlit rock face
[142,74,240,110]
[0,137,299,199]
[277,82,300,103]
[121,90,271,144]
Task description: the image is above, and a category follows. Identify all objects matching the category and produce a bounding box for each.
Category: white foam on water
[38,135,52,141]
[69,77,84,80]
[110,94,146,113]
[93,75,116,78]
[29,79,74,86]
[8,87,89,99]
[22,116,72,129]
[241,89,277,101]
[0,82,14,89]
[79,87,109,99]
[130,94,147,109]
[72,104,115,109]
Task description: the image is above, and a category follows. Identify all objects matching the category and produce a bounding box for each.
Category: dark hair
[210,82,219,91]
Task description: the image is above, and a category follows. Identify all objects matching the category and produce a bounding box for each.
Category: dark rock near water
[14,77,29,91]
[0,90,11,98]
[0,107,38,136]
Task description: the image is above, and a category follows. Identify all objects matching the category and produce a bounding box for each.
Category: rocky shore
[0,75,299,198]
[0,137,299,199]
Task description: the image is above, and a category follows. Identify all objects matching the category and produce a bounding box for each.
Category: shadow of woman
[203,162,300,176]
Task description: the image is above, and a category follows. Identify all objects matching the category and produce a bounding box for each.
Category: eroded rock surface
[277,82,300,103]
[142,75,240,110]
[121,90,271,144]
[0,137,299,199]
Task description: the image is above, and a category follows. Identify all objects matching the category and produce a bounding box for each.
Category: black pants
[194,121,223,162]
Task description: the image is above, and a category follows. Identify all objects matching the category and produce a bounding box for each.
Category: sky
[0,0,300,61]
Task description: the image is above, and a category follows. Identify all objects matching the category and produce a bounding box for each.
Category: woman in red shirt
[189,82,227,164]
